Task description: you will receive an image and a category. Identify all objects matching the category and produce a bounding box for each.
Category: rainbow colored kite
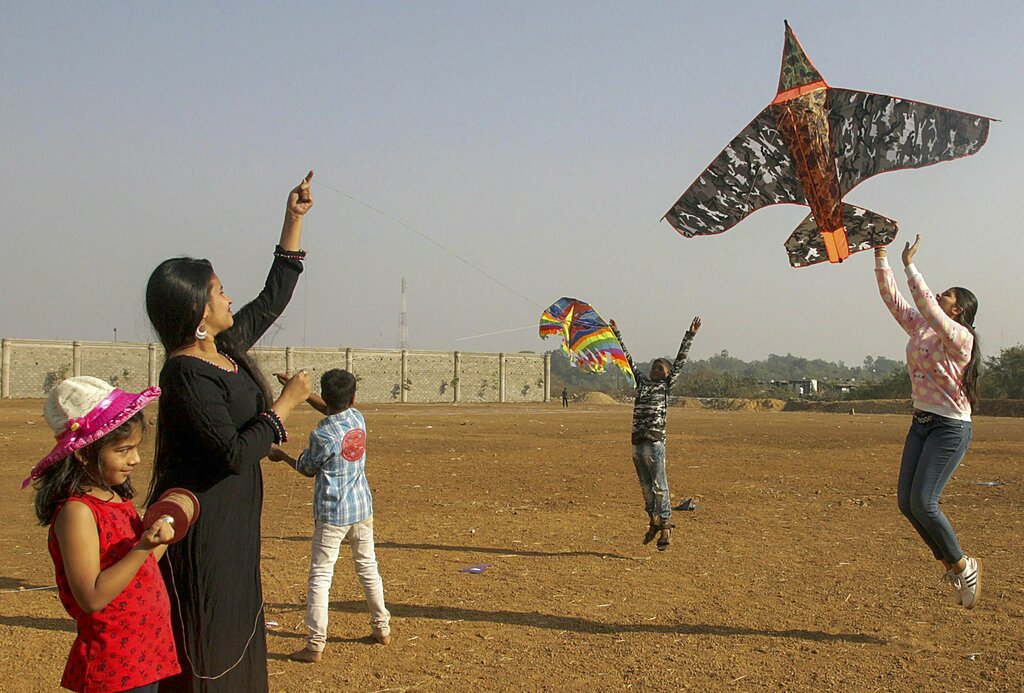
[539,297,634,384]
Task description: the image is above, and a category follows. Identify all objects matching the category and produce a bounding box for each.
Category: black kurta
[154,249,303,692]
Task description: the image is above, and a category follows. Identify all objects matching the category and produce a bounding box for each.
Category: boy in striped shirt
[270,368,391,662]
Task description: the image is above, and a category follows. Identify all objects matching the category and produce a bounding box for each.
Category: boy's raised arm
[669,316,701,382]
[304,393,330,416]
[275,372,331,415]
[609,319,638,377]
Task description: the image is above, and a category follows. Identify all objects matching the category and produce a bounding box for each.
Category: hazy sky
[2,1,1022,365]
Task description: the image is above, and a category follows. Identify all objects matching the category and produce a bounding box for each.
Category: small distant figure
[561,387,569,408]
[270,369,391,662]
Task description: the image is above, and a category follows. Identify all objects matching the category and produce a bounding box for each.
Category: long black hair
[145,257,273,402]
[952,286,981,407]
[33,412,144,525]
[144,257,274,499]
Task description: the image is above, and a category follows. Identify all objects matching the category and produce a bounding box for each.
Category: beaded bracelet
[274,245,307,261]
[259,410,288,444]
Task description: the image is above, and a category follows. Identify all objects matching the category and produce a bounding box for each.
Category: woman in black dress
[145,172,315,691]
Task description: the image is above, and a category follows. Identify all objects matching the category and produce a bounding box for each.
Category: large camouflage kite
[664,21,994,268]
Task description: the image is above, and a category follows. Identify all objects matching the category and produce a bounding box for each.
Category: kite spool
[143,488,200,544]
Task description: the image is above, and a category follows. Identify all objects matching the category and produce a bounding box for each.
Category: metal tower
[398,277,409,350]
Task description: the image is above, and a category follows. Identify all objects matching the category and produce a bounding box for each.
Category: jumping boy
[609,317,701,551]
[270,368,391,661]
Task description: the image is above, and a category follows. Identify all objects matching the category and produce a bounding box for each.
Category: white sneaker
[953,556,982,609]
[941,568,962,605]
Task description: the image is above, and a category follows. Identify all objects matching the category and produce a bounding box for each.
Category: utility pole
[398,277,409,350]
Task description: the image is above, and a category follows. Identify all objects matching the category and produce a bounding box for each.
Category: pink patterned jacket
[876,256,973,420]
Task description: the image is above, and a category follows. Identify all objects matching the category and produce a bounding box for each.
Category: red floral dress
[48,493,180,692]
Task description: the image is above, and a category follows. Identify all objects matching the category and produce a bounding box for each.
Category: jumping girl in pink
[875,235,982,608]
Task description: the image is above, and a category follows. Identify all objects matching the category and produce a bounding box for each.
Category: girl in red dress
[25,376,181,692]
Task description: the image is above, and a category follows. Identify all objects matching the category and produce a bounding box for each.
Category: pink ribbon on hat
[22,386,160,489]
[59,390,119,444]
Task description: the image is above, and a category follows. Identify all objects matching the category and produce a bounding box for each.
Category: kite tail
[785,204,899,268]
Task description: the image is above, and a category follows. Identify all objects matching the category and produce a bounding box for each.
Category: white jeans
[305,517,390,651]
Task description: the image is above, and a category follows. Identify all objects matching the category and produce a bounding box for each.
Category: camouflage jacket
[612,326,696,444]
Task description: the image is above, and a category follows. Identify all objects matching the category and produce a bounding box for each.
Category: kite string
[166,553,264,681]
[312,179,543,309]
[309,180,716,349]
[455,322,537,342]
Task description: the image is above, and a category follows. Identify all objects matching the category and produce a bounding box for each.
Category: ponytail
[952,287,980,407]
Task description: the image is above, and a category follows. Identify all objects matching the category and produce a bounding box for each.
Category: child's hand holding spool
[143,488,201,544]
[138,516,177,549]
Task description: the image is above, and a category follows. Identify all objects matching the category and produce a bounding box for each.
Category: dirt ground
[1,400,1022,692]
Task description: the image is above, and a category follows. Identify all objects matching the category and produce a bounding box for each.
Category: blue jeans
[897,413,972,563]
[632,441,672,523]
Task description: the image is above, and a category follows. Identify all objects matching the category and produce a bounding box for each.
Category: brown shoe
[656,523,674,552]
[372,627,392,645]
[642,520,660,545]
[289,647,322,663]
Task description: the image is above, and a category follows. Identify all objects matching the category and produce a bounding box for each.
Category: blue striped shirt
[295,408,373,526]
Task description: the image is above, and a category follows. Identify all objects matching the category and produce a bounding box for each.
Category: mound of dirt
[785,399,913,415]
[575,391,622,405]
[780,399,1023,417]
[693,397,786,412]
[976,399,1024,417]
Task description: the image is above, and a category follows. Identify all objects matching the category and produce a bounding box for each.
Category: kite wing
[829,88,993,195]
[664,108,806,238]
[785,203,899,268]
[540,297,634,384]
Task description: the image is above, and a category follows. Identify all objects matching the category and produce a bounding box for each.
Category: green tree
[983,344,1024,399]
[862,355,902,378]
[854,368,911,399]
[547,347,913,400]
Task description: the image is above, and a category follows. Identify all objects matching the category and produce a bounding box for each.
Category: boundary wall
[1,339,552,404]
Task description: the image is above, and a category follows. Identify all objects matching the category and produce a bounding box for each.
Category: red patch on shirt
[341,429,366,462]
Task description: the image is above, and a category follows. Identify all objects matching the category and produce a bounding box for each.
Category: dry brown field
[1,399,1022,692]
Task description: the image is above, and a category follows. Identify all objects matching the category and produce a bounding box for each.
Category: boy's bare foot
[372,627,392,645]
[289,647,322,663]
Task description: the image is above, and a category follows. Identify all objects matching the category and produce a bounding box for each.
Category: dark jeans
[120,683,160,693]
[897,412,972,563]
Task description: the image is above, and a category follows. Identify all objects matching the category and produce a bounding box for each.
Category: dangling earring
[195,322,208,341]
